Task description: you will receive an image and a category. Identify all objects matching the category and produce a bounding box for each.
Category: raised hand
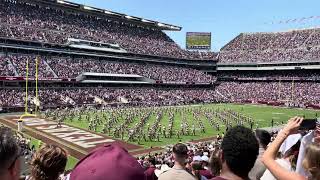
[282,116,304,135]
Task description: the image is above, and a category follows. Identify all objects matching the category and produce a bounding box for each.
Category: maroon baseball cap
[70,143,144,180]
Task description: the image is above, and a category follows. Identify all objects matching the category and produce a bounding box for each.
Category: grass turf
[64,103,319,148]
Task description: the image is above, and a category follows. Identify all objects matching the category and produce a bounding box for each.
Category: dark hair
[255,129,271,148]
[0,127,20,174]
[148,156,156,166]
[31,144,67,180]
[191,161,203,180]
[221,126,259,179]
[173,143,188,158]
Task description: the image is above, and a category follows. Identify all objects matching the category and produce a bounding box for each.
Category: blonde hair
[30,144,68,180]
[302,143,320,180]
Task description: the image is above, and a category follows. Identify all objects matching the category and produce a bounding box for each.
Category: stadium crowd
[0,0,217,60]
[218,70,320,80]
[219,28,320,63]
[215,82,320,105]
[45,57,214,82]
[0,117,319,180]
[0,56,15,76]
[0,88,217,108]
[0,54,215,83]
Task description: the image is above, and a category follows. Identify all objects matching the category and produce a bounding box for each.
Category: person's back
[158,168,195,180]
[158,143,196,180]
[261,158,292,180]
[249,129,271,180]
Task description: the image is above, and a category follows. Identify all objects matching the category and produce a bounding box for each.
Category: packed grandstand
[0,1,320,180]
[0,0,319,111]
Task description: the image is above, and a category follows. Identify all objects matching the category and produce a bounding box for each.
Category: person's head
[31,144,67,180]
[172,143,188,166]
[255,129,271,149]
[302,143,320,180]
[148,156,156,166]
[201,155,209,167]
[209,150,222,176]
[220,126,259,179]
[0,127,21,180]
[70,144,145,180]
[191,161,203,180]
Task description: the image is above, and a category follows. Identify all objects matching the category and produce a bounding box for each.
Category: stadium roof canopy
[25,0,182,31]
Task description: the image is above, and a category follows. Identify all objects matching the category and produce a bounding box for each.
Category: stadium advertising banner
[186,32,211,50]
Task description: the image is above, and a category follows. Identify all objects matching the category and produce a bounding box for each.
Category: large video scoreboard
[186,32,211,50]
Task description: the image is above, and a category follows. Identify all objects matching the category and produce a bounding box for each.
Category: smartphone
[299,119,317,130]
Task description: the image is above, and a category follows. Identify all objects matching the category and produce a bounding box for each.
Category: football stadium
[0,0,320,180]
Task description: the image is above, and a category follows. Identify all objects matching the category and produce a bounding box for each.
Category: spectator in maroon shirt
[144,157,158,180]
[210,126,259,180]
[200,155,213,179]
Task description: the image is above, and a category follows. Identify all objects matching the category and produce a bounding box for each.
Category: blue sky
[72,0,320,51]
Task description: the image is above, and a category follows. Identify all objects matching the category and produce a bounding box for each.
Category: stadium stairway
[215,90,229,101]
[302,29,316,47]
[92,95,107,105]
[4,55,19,76]
[63,96,76,106]
[43,59,58,78]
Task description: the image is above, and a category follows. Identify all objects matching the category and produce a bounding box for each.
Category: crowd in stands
[0,54,215,83]
[1,117,319,180]
[9,55,55,78]
[0,0,217,60]
[215,82,320,105]
[220,28,320,63]
[45,57,214,82]
[0,88,216,108]
[0,56,15,76]
[218,70,320,80]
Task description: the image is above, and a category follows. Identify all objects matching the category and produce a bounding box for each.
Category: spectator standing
[249,129,271,180]
[158,143,196,180]
[262,117,320,180]
[210,126,259,180]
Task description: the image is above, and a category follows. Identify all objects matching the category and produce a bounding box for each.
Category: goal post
[18,56,40,124]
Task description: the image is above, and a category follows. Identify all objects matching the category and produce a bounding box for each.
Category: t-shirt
[145,167,157,180]
[249,147,267,180]
[158,167,196,180]
[261,158,292,180]
[200,169,214,179]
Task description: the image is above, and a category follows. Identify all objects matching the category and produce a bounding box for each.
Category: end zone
[0,115,148,159]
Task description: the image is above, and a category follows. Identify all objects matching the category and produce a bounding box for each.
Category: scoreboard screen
[186,32,211,50]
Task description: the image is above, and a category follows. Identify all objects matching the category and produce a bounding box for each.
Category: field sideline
[64,103,319,148]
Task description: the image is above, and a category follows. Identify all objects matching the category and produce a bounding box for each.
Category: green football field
[187,35,211,47]
[64,103,320,148]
